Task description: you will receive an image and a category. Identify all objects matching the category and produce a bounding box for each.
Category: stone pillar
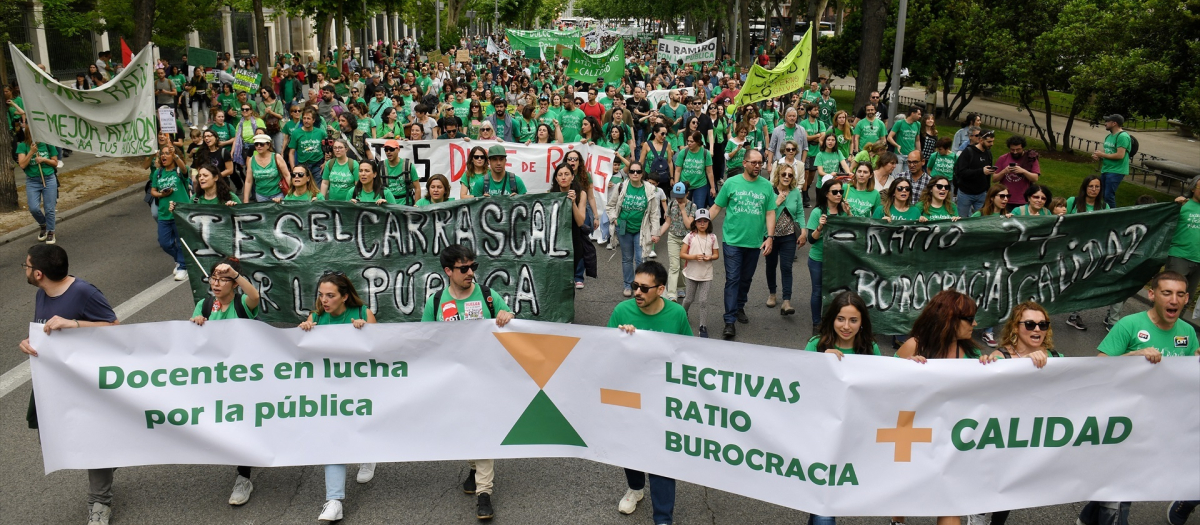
[221,7,235,56]
[380,14,388,44]
[186,31,200,48]
[370,16,378,44]
[28,0,51,72]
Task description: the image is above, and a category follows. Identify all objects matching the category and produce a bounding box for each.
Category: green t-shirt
[814,151,846,176]
[844,186,881,217]
[921,203,955,221]
[558,108,586,142]
[323,158,359,201]
[800,119,826,158]
[890,119,921,155]
[603,140,633,172]
[452,99,472,121]
[383,160,420,204]
[802,90,821,103]
[16,142,58,178]
[817,97,837,127]
[191,295,260,320]
[725,140,748,169]
[1099,311,1198,357]
[217,93,238,112]
[1169,199,1200,263]
[759,110,779,135]
[315,305,367,325]
[152,168,190,221]
[415,197,456,207]
[249,154,284,197]
[715,175,777,248]
[1012,205,1050,216]
[804,336,882,356]
[834,132,852,159]
[1101,131,1131,175]
[355,187,397,203]
[660,103,686,131]
[874,204,922,221]
[196,193,242,205]
[421,284,511,321]
[288,126,327,164]
[209,122,236,144]
[283,192,325,201]
[927,151,957,179]
[854,118,886,146]
[1065,197,1099,214]
[605,299,693,336]
[806,209,842,262]
[470,172,528,196]
[618,183,649,234]
[674,148,712,189]
[7,96,23,127]
[169,74,187,93]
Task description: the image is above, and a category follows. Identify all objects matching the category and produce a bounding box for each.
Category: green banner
[565,40,625,84]
[662,34,696,44]
[734,27,813,108]
[174,195,576,324]
[506,28,583,54]
[232,68,262,92]
[821,204,1179,334]
[187,47,219,68]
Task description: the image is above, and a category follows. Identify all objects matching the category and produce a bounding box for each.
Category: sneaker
[87,502,111,525]
[356,463,376,483]
[45,231,55,245]
[722,323,736,340]
[174,268,188,281]
[736,308,749,324]
[57,160,64,169]
[982,330,998,348]
[607,241,615,250]
[966,514,989,525]
[318,499,343,522]
[623,288,632,297]
[1168,500,1196,525]
[462,469,476,494]
[575,281,584,289]
[677,290,685,299]
[37,225,47,241]
[698,325,708,338]
[476,493,494,520]
[1103,321,1114,332]
[618,488,644,514]
[228,475,253,505]
[647,250,657,259]
[1066,315,1087,331]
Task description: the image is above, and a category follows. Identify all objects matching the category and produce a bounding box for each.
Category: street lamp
[887,0,908,120]
[436,1,442,51]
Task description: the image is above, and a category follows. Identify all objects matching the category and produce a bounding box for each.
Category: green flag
[565,40,625,84]
[820,204,1179,334]
[187,47,219,68]
[734,27,813,108]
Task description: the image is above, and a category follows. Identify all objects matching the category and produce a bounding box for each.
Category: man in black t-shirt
[19,245,119,525]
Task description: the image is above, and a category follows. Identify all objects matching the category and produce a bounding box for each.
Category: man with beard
[953,129,996,218]
[992,135,1040,211]
[708,149,777,339]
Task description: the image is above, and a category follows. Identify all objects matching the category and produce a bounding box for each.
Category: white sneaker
[618,488,643,514]
[966,514,989,525]
[174,268,188,281]
[318,499,343,522]
[647,250,657,259]
[356,463,376,483]
[87,502,111,525]
[228,475,253,505]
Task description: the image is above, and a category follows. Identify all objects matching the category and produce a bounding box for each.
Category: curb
[0,181,145,247]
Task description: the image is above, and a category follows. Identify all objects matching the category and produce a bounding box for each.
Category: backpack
[432,283,497,320]
[1121,131,1138,159]
[201,295,249,320]
[647,142,670,184]
[375,158,415,204]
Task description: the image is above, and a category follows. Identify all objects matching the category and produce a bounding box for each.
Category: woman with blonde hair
[763,162,804,313]
[830,110,853,159]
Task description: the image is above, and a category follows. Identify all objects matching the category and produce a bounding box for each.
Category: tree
[853,0,886,111]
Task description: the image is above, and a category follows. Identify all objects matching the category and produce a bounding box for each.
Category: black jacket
[954,144,993,195]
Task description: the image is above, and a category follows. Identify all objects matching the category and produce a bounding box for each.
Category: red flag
[120,38,132,67]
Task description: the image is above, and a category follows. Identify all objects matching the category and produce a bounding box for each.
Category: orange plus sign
[876,411,933,462]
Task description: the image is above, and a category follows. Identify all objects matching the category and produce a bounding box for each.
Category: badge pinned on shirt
[1136,330,1151,343]
[1174,335,1189,348]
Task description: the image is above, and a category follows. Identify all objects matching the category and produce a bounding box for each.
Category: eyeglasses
[971,134,980,138]
[783,148,795,153]
[384,147,398,152]
[828,189,843,195]
[322,270,345,277]
[960,315,976,323]
[1021,320,1051,331]
[630,282,659,293]
[241,107,251,111]
[934,183,950,190]
[1030,194,1046,200]
[997,193,1010,199]
[894,186,911,193]
[451,262,479,273]
[21,263,33,270]
[628,169,644,174]
[211,277,236,284]
[781,173,794,178]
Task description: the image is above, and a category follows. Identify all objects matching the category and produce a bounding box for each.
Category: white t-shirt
[682,232,719,282]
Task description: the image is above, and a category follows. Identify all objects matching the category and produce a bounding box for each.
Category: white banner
[9,43,157,156]
[28,320,1200,516]
[646,87,695,109]
[656,37,718,64]
[364,139,617,197]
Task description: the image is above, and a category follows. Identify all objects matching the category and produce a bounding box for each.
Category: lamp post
[887,0,908,121]
[435,1,442,51]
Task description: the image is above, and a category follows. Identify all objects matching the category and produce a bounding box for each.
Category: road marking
[0,276,184,399]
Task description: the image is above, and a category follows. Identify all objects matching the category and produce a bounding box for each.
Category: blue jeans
[619,232,642,289]
[689,184,712,210]
[255,191,284,202]
[156,219,187,269]
[722,243,761,324]
[303,161,325,187]
[1101,172,1124,210]
[325,464,345,500]
[808,256,823,325]
[764,232,798,300]
[624,469,675,524]
[597,209,611,243]
[808,515,836,525]
[25,175,58,231]
[956,190,986,218]
[1078,501,1130,525]
[575,259,585,282]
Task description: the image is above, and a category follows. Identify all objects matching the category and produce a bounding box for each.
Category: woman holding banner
[461,146,491,199]
[191,166,239,206]
[1012,184,1052,216]
[551,162,596,288]
[416,174,453,206]
[17,132,59,245]
[284,166,324,201]
[875,178,921,221]
[298,272,378,523]
[320,139,360,201]
[917,175,959,222]
[804,178,852,331]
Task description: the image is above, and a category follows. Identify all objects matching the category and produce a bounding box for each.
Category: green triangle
[502,390,587,447]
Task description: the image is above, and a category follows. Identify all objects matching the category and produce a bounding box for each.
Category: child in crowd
[680,208,719,338]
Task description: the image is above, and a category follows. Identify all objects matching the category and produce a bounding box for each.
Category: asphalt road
[0,190,1181,524]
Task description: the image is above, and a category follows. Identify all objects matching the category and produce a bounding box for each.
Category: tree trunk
[131,0,155,49]
[739,0,752,65]
[807,0,829,80]
[316,13,329,58]
[0,49,18,211]
[1061,94,1088,155]
[252,0,271,88]
[854,0,886,111]
[834,0,845,35]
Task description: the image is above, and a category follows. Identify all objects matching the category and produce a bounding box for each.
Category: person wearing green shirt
[874,178,922,221]
[193,165,240,206]
[799,103,826,189]
[725,126,752,171]
[1093,114,1132,210]
[471,145,528,197]
[926,141,957,180]
[918,175,958,221]
[244,134,290,202]
[350,162,396,204]
[887,106,922,176]
[1166,178,1200,317]
[852,104,887,152]
[801,82,821,104]
[814,134,850,182]
[805,291,883,357]
[709,150,777,339]
[217,84,238,115]
[806,178,850,329]
[844,164,882,217]
[17,137,59,243]
[1095,270,1199,359]
[660,90,687,132]
[297,271,377,524]
[759,105,779,138]
[208,110,237,149]
[602,125,633,175]
[557,97,586,143]
[673,132,716,208]
[4,86,23,128]
[451,89,472,121]
[419,243,513,521]
[320,140,359,201]
[380,140,420,204]
[288,108,328,185]
[149,146,191,279]
[1011,184,1051,216]
[816,87,837,128]
[283,165,325,201]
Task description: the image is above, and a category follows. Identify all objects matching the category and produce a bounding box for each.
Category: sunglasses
[997,193,1010,199]
[451,262,480,273]
[241,107,251,111]
[781,173,794,178]
[628,169,644,174]
[630,282,659,293]
[960,315,976,323]
[783,148,796,153]
[894,186,911,192]
[934,183,950,190]
[1030,194,1046,200]
[384,147,398,152]
[1021,320,1051,331]
[828,189,843,195]
[322,270,345,277]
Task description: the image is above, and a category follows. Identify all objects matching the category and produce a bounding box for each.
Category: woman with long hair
[764,162,804,314]
[461,145,491,200]
[917,175,958,222]
[297,272,377,523]
[350,161,395,204]
[845,163,881,217]
[1012,184,1052,216]
[973,184,1014,218]
[805,291,882,357]
[876,177,921,221]
[804,178,851,331]
[815,134,852,186]
[529,123,561,144]
[674,130,716,209]
[416,174,454,206]
[320,139,359,201]
[579,116,602,144]
[192,166,238,206]
[1068,175,1106,214]
[514,106,537,143]
[467,101,486,139]
[550,162,595,288]
[700,102,729,183]
[952,113,981,152]
[830,110,853,158]
[377,107,403,140]
[283,165,324,201]
[640,123,675,187]
[564,149,600,222]
[919,113,939,161]
[151,145,191,280]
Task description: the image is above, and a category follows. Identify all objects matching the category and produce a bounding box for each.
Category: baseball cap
[695,208,710,221]
[1103,114,1125,125]
[487,144,507,157]
[251,134,272,144]
[383,139,400,148]
[672,182,687,198]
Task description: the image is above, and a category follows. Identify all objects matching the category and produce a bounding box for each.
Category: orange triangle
[494,332,579,389]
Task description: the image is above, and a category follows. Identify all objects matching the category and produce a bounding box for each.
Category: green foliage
[93,0,223,48]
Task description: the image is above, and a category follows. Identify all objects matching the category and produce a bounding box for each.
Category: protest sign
[456,49,471,63]
[646,87,694,109]
[172,194,574,324]
[656,37,718,64]
[204,72,216,84]
[821,204,1179,334]
[232,68,261,93]
[187,47,219,68]
[9,42,156,156]
[565,40,626,84]
[734,27,813,108]
[505,28,584,53]
[661,34,697,43]
[157,106,177,133]
[363,138,617,199]
[29,319,1200,516]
